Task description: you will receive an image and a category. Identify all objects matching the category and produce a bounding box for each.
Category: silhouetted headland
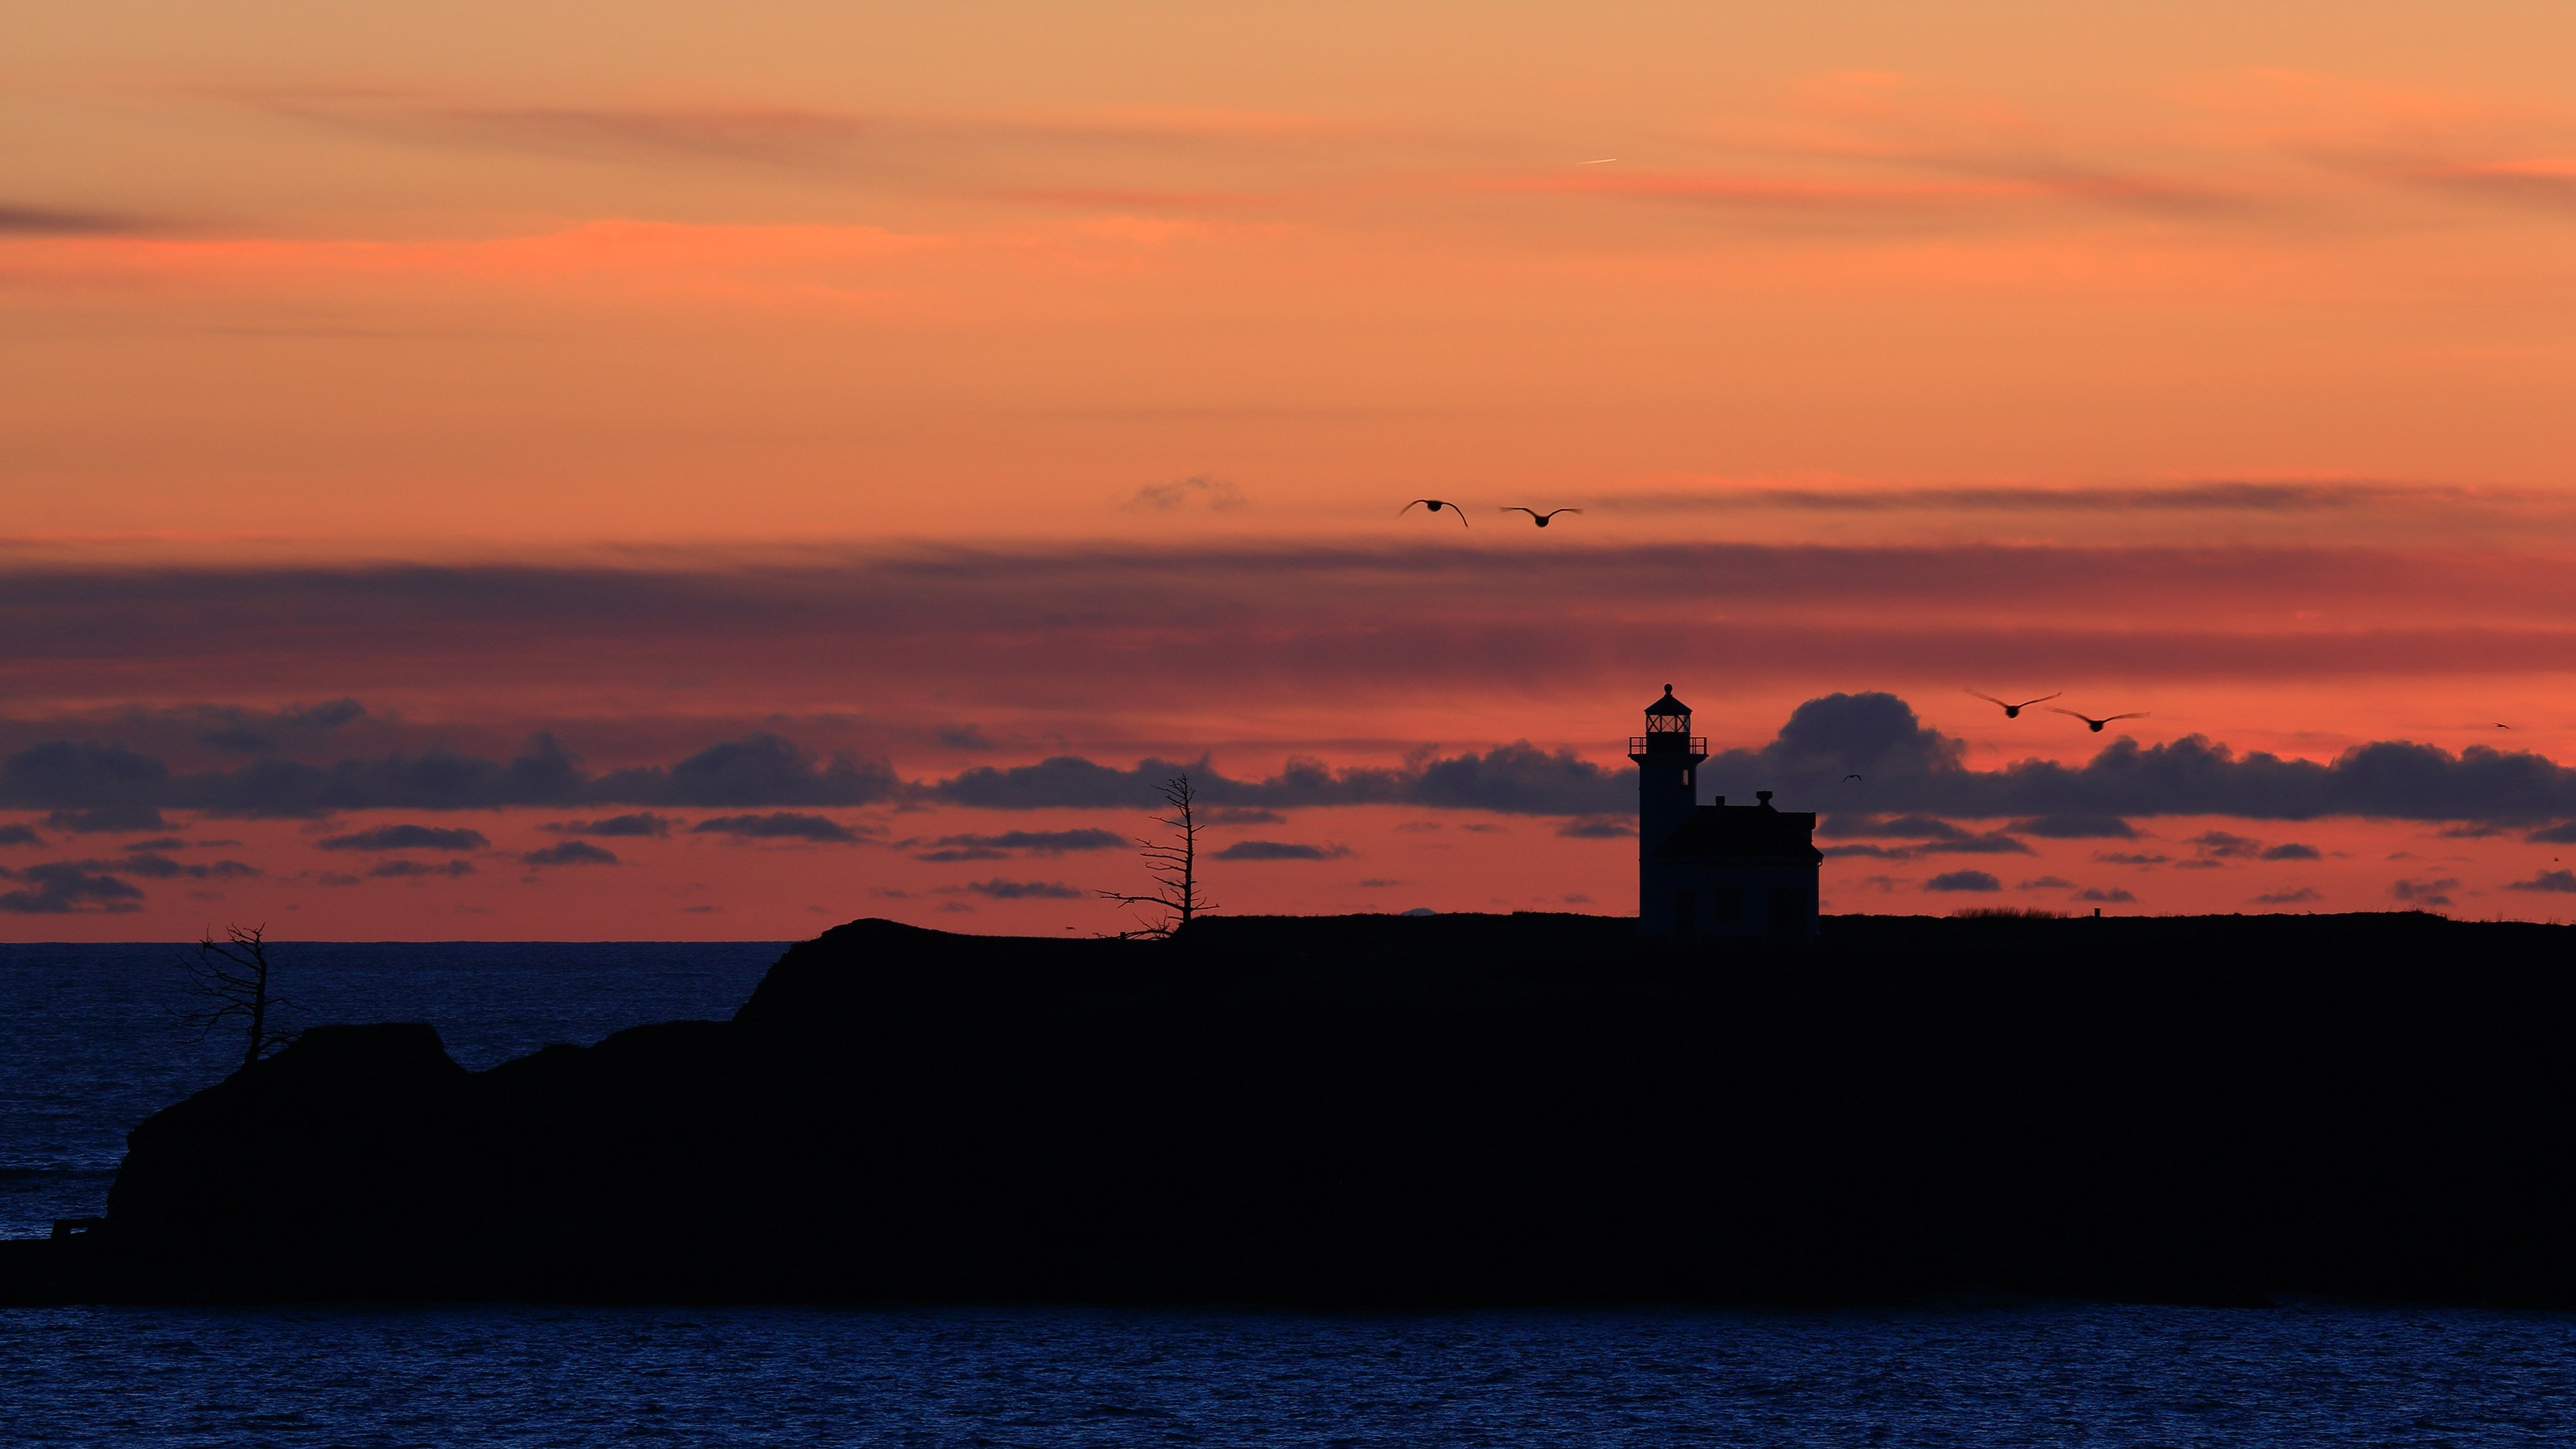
[9,910,2576,1308]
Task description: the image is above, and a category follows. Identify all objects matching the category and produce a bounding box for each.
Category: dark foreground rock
[13,910,2576,1306]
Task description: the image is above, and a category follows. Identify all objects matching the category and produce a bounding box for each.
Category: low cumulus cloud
[1701,692,2576,826]
[1207,808,1287,826]
[370,859,476,879]
[15,686,2576,837]
[45,805,168,834]
[319,824,491,852]
[2506,869,2576,894]
[1554,817,1634,839]
[541,813,675,838]
[1925,869,2002,892]
[949,878,1085,900]
[924,828,1125,855]
[60,852,259,881]
[2391,876,2461,906]
[2252,887,2324,905]
[2527,823,2576,845]
[1212,840,1352,861]
[2006,814,2136,839]
[932,742,1629,816]
[0,732,895,820]
[0,863,145,914]
[0,824,42,847]
[691,812,869,843]
[2075,887,2138,903]
[1818,814,2031,861]
[195,699,369,754]
[522,841,619,867]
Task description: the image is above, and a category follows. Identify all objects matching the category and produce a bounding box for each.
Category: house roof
[1652,804,1823,863]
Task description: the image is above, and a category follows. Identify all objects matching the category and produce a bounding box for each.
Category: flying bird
[1968,690,2061,719]
[2496,723,2512,729]
[1843,774,1864,782]
[1399,499,1469,526]
[1503,507,1582,527]
[2051,708,2149,733]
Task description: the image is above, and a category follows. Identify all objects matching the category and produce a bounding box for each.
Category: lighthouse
[1629,686,1823,945]
[1630,685,1705,876]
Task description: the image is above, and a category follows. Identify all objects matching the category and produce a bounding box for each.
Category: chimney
[1756,790,1774,810]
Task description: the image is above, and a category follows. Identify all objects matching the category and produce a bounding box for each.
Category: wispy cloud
[1126,475,1246,513]
[225,87,868,164]
[209,85,1358,201]
[0,203,156,236]
[3,543,2573,730]
[1586,482,2522,515]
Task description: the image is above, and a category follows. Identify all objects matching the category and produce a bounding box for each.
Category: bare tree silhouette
[176,924,301,1073]
[1096,773,1217,938]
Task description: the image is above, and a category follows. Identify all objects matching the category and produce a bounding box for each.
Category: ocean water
[5,1299,2575,1446]
[5,941,2575,1445]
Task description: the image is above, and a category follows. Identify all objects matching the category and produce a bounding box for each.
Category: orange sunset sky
[6,1,2576,938]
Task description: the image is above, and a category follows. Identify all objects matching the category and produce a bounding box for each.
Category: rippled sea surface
[7,942,2575,1445]
[6,1300,2576,1446]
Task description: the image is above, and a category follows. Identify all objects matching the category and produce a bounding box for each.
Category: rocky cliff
[17,911,2576,1305]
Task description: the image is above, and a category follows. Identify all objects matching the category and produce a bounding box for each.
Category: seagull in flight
[2051,708,2149,733]
[1968,690,2060,719]
[1399,499,1469,527]
[1503,507,1581,528]
[1843,774,1863,782]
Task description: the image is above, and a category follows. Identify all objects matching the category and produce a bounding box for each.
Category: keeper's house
[1629,686,1821,945]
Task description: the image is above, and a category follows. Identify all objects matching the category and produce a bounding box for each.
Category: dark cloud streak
[1589,482,2516,515]
[7,547,2576,724]
[0,203,154,235]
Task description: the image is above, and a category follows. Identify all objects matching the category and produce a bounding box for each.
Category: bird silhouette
[1968,689,2061,719]
[1501,507,1581,527]
[2051,708,2149,733]
[1399,499,1469,527]
[2496,722,2512,729]
[1843,773,1863,782]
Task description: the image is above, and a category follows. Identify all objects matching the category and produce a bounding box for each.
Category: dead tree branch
[1096,773,1216,939]
[175,923,302,1073]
